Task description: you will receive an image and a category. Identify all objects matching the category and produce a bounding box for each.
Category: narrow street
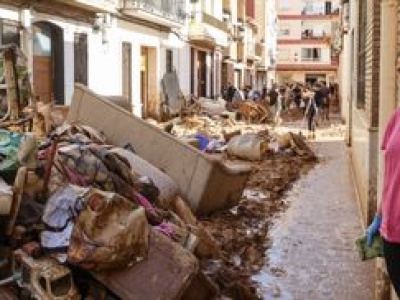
[2,0,400,298]
[255,122,375,299]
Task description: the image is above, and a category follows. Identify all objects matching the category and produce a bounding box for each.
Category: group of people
[222,81,337,137]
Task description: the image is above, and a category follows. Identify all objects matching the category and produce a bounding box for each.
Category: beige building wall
[276,0,340,85]
[348,0,381,225]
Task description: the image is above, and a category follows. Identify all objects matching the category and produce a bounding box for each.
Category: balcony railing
[302,30,330,40]
[190,11,229,32]
[122,0,186,26]
[301,57,322,62]
[54,0,119,12]
[223,41,237,60]
[301,7,340,16]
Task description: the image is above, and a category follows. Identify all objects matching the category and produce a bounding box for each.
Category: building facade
[183,0,229,99]
[275,0,340,85]
[0,0,189,119]
[339,0,399,298]
[220,0,276,91]
[0,0,275,120]
[255,0,278,89]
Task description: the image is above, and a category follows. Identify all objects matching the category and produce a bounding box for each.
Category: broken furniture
[68,84,252,215]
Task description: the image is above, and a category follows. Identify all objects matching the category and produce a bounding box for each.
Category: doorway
[197,50,207,97]
[32,21,64,104]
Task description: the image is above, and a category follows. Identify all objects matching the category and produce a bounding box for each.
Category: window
[166,49,173,73]
[0,19,20,46]
[357,0,366,108]
[325,1,332,15]
[301,48,322,61]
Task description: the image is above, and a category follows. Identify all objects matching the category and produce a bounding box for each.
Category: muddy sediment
[199,152,317,299]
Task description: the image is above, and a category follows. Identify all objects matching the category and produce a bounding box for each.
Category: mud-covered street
[195,117,375,299]
[254,120,375,299]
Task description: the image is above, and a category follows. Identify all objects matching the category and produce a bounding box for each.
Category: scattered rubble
[199,152,317,299]
[0,46,318,299]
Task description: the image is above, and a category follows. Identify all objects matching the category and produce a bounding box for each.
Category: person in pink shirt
[367,108,400,296]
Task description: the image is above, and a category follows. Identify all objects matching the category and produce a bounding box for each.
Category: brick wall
[365,0,380,128]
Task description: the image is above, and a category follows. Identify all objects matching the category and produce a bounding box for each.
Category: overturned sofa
[67,84,252,215]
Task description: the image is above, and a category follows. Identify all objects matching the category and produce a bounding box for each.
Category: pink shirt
[381,108,400,242]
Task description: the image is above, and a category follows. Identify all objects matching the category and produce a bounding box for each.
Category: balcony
[121,0,186,28]
[301,7,340,16]
[302,31,331,43]
[188,23,216,48]
[301,57,323,62]
[201,12,229,32]
[54,0,118,12]
[188,11,229,47]
[247,42,262,61]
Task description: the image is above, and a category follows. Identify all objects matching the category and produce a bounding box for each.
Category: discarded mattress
[68,84,252,215]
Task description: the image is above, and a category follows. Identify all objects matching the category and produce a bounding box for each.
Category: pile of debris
[159,112,315,161]
[200,146,317,299]
[0,45,317,299]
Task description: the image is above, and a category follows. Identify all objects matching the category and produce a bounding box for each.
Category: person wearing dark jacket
[268,85,279,107]
[225,82,236,103]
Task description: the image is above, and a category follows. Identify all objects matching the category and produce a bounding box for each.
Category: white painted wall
[1,5,190,118]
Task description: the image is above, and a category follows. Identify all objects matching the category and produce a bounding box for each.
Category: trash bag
[227,134,267,161]
[68,188,149,271]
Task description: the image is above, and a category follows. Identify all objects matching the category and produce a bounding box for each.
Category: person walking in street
[262,84,268,101]
[293,83,303,108]
[274,88,285,125]
[268,84,279,108]
[226,82,236,102]
[303,87,317,139]
[366,108,400,297]
[321,81,330,122]
[313,82,325,126]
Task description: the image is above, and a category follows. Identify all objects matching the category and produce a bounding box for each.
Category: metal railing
[124,0,186,24]
[301,57,322,62]
[191,11,229,32]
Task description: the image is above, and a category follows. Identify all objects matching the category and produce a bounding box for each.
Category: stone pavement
[254,131,375,299]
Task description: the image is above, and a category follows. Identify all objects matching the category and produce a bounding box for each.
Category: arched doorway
[32,21,64,104]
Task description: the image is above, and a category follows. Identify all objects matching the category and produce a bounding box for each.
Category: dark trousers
[307,109,316,131]
[383,238,400,296]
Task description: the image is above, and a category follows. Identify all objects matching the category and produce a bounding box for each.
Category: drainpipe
[376,0,398,299]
